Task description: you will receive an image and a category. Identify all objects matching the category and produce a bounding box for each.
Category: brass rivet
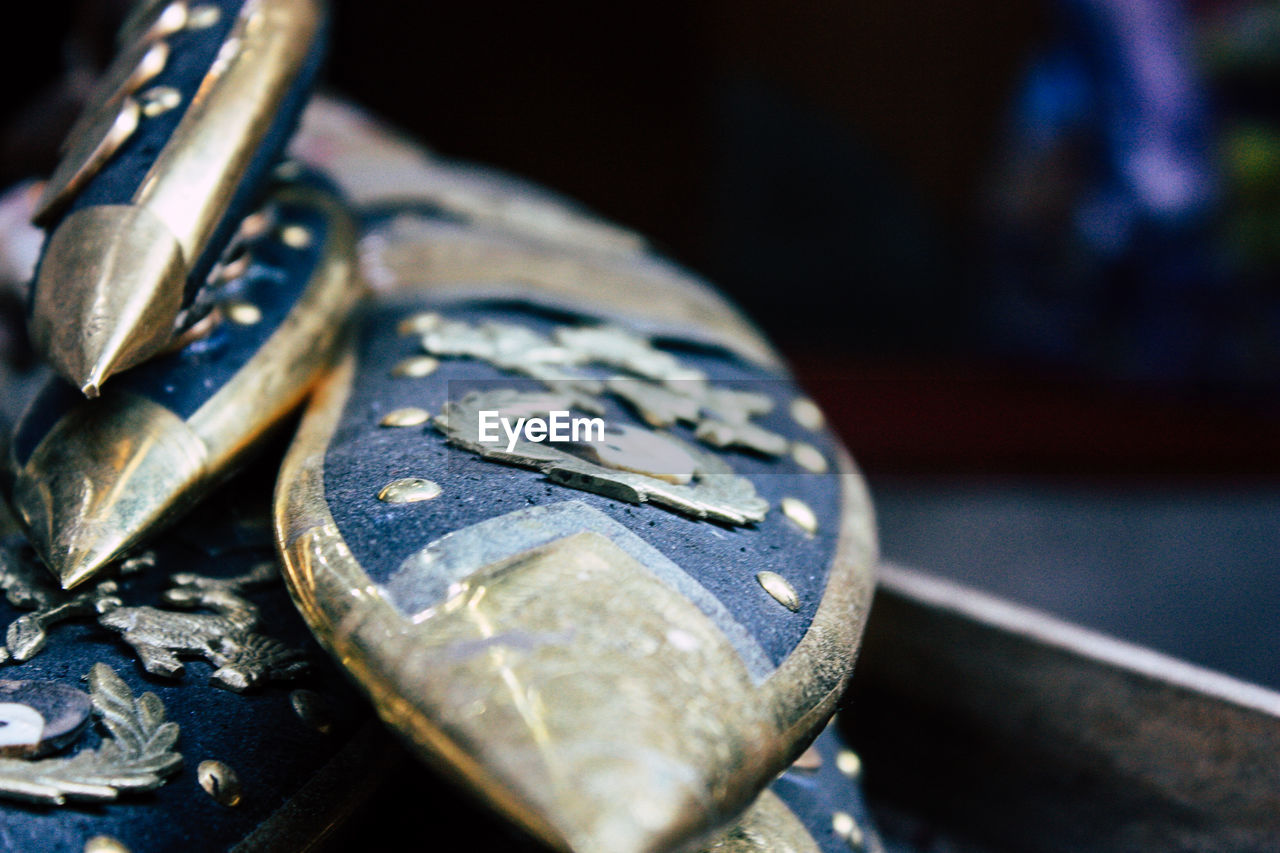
[118,551,156,575]
[397,312,442,337]
[185,4,222,29]
[380,407,430,428]
[289,689,333,734]
[273,160,303,181]
[138,2,189,42]
[279,224,313,249]
[239,211,272,241]
[781,497,818,535]
[792,441,829,473]
[756,571,799,612]
[391,355,440,378]
[793,745,823,772]
[224,300,262,325]
[378,478,442,503]
[790,397,825,430]
[215,252,250,283]
[197,760,242,806]
[836,749,862,779]
[137,85,181,118]
[832,811,863,847]
[84,836,130,853]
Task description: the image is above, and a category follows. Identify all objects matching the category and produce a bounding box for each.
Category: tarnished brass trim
[132,0,323,263]
[360,216,780,369]
[12,394,207,589]
[275,350,878,851]
[30,204,186,395]
[187,182,361,469]
[697,790,822,853]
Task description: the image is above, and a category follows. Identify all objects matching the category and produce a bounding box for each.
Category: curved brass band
[363,216,781,370]
[274,352,876,851]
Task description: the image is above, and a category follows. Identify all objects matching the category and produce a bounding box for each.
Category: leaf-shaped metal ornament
[0,664,181,805]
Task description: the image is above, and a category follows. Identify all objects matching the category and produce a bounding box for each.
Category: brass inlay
[223,300,262,325]
[280,224,314,249]
[379,408,430,428]
[836,749,862,779]
[390,355,439,378]
[696,790,821,852]
[396,311,442,337]
[791,442,829,474]
[781,498,818,536]
[377,478,441,503]
[137,85,182,118]
[790,398,825,431]
[756,572,800,612]
[198,759,242,806]
[84,837,130,853]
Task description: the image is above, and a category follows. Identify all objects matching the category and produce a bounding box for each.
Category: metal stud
[756,571,800,612]
[137,85,182,117]
[390,355,440,378]
[397,311,442,337]
[836,749,862,779]
[279,224,313,249]
[378,478,442,503]
[832,811,863,848]
[790,397,825,430]
[223,300,262,325]
[380,408,431,428]
[197,759,242,806]
[780,497,818,536]
[791,441,829,474]
[238,210,272,241]
[185,4,222,29]
[84,837,130,853]
[289,689,333,734]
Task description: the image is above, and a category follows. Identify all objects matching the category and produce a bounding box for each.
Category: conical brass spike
[29,206,186,396]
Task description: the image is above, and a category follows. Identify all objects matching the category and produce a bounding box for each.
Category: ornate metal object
[0,664,181,806]
[29,0,329,394]
[0,545,308,692]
